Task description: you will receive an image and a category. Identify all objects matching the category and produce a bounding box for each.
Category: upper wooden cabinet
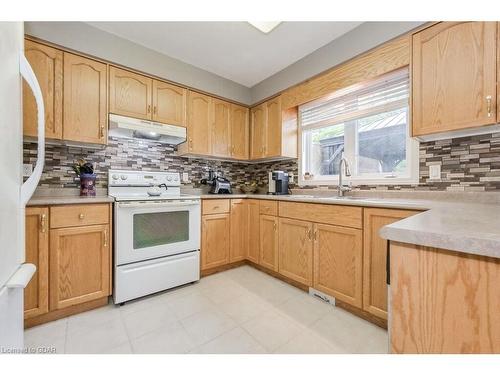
[63,53,108,144]
[24,207,49,320]
[182,91,213,155]
[212,99,231,157]
[250,95,297,161]
[23,40,63,140]
[109,66,153,120]
[152,80,187,126]
[230,104,249,160]
[412,22,498,137]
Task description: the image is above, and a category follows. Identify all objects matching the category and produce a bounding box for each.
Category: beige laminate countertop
[27,195,115,206]
[199,193,500,259]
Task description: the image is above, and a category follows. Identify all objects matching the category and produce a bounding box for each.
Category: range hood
[108,114,187,145]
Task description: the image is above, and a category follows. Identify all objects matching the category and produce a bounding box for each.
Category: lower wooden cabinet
[49,224,110,310]
[201,213,230,270]
[24,207,49,319]
[229,199,248,262]
[259,215,279,271]
[278,218,313,286]
[313,223,363,308]
[247,200,260,263]
[362,208,419,319]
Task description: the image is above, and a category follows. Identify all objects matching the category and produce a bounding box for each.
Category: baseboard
[200,260,247,277]
[335,299,388,329]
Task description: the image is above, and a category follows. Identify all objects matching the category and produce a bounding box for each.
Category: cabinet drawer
[50,204,110,229]
[202,199,230,214]
[259,200,278,216]
[279,202,362,229]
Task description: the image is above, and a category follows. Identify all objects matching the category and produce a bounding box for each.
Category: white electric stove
[108,169,201,304]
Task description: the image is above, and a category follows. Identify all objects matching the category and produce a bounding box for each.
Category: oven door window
[133,210,189,249]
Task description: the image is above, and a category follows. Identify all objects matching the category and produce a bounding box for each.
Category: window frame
[298,69,419,187]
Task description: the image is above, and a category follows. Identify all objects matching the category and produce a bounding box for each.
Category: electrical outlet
[288,173,294,184]
[182,172,189,183]
[429,164,441,180]
[23,164,33,177]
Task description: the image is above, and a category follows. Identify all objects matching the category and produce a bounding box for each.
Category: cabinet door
[201,214,230,270]
[412,22,497,136]
[212,99,231,157]
[187,91,212,155]
[23,40,63,140]
[313,223,363,308]
[49,224,110,310]
[278,218,313,286]
[230,199,248,262]
[63,53,108,144]
[265,97,282,157]
[247,200,260,263]
[363,208,419,319]
[259,215,279,271]
[24,207,49,319]
[152,80,186,126]
[109,66,153,120]
[230,104,249,160]
[250,104,265,159]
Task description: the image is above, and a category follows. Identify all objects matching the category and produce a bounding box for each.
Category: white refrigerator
[0,22,45,351]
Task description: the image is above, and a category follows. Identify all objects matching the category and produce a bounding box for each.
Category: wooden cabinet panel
[50,204,110,229]
[230,104,249,160]
[187,91,212,154]
[152,80,186,126]
[23,40,63,140]
[247,200,260,263]
[230,199,248,262]
[412,22,497,136]
[49,224,110,310]
[109,66,153,120]
[202,199,230,215]
[390,243,500,354]
[363,208,419,319]
[279,201,362,229]
[24,207,49,319]
[259,215,279,271]
[250,104,265,159]
[265,97,282,157]
[212,99,231,157]
[63,53,107,144]
[278,218,313,286]
[201,214,230,270]
[313,224,363,308]
[259,200,278,216]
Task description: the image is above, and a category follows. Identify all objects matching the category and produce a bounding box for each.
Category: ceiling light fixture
[248,21,282,34]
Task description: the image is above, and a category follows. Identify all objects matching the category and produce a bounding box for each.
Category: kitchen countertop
[199,193,500,259]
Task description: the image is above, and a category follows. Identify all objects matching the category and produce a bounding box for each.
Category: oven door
[115,199,201,265]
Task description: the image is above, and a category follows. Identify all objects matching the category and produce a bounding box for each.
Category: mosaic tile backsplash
[24,132,500,192]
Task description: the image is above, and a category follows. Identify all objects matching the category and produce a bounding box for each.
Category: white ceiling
[87,22,362,87]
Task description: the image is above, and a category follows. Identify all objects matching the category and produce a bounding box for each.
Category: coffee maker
[268,171,289,195]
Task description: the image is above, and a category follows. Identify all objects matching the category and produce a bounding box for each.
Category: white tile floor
[24,266,388,354]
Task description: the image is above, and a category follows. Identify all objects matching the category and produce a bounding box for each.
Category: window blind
[300,68,409,130]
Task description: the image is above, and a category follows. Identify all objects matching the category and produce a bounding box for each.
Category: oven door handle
[117,200,200,209]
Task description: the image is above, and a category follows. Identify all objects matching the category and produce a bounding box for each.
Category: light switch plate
[23,164,33,177]
[429,164,441,180]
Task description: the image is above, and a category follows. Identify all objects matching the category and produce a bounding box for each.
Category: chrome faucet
[338,157,352,197]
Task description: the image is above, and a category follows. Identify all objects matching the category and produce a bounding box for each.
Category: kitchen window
[299,68,419,186]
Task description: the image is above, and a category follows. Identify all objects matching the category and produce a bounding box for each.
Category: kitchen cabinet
[24,207,49,319]
[229,199,248,262]
[363,208,419,319]
[212,99,231,157]
[49,224,110,310]
[265,97,282,157]
[63,52,108,144]
[313,223,363,308]
[152,80,187,126]
[201,213,230,270]
[109,66,153,120]
[412,22,497,137]
[23,40,63,140]
[247,199,261,264]
[278,218,313,286]
[250,103,266,159]
[259,214,279,271]
[181,91,213,155]
[230,104,249,160]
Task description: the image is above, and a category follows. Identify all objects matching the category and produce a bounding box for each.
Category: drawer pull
[213,206,219,210]
[103,229,108,247]
[486,95,492,117]
[79,213,85,220]
[40,214,46,233]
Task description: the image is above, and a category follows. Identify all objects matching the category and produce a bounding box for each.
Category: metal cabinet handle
[103,229,108,247]
[189,137,193,150]
[273,222,277,231]
[314,230,318,241]
[40,213,46,233]
[147,105,151,114]
[486,95,492,117]
[153,106,157,115]
[99,125,105,138]
[79,213,85,220]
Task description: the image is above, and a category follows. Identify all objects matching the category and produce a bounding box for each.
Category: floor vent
[308,288,335,306]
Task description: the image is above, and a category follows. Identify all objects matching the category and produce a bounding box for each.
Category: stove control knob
[174,176,179,181]
[112,174,119,180]
[167,176,172,181]
[120,175,128,180]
